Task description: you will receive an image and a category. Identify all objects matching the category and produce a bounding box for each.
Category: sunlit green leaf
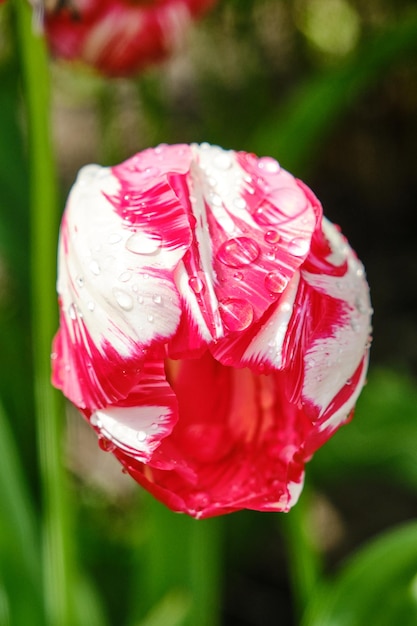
[136,591,190,626]
[310,369,417,491]
[302,521,417,626]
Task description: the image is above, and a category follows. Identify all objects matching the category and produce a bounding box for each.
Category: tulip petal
[89,352,178,462]
[52,143,372,519]
[53,160,189,410]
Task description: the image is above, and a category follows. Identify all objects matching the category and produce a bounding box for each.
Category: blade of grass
[14,1,76,624]
[280,486,322,621]
[130,495,222,626]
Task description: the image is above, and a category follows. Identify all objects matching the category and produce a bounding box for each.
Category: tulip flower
[52,143,372,518]
[43,0,217,76]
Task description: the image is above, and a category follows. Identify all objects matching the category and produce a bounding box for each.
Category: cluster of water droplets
[90,409,168,456]
[186,145,299,334]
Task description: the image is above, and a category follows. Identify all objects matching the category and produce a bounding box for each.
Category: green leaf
[0,400,44,625]
[251,9,417,174]
[309,369,417,491]
[302,521,417,626]
[136,591,190,626]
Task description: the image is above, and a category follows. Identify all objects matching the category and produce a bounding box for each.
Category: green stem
[280,487,322,620]
[133,495,222,626]
[14,2,76,624]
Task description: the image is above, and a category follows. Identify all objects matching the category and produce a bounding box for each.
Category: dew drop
[113,289,134,311]
[87,301,95,312]
[265,229,280,245]
[355,296,368,314]
[209,192,222,207]
[265,271,288,294]
[98,435,116,452]
[108,233,122,244]
[76,276,84,288]
[253,206,271,225]
[136,430,147,442]
[233,197,246,210]
[191,492,210,510]
[287,237,310,257]
[142,166,159,178]
[118,271,132,283]
[68,303,77,320]
[217,237,260,268]
[152,294,162,305]
[233,271,243,281]
[89,260,101,275]
[213,152,232,170]
[189,276,205,294]
[257,156,280,173]
[90,413,101,428]
[147,314,154,323]
[126,232,162,255]
[219,298,254,332]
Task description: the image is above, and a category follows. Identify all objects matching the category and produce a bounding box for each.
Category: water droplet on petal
[233,271,243,281]
[98,435,116,452]
[136,430,147,442]
[76,276,84,288]
[288,237,310,257]
[142,166,159,178]
[233,198,246,211]
[87,301,95,312]
[257,156,280,173]
[126,232,162,255]
[68,303,77,320]
[209,192,222,207]
[108,233,122,245]
[90,414,101,428]
[213,152,233,170]
[118,271,132,283]
[189,276,205,294]
[147,314,154,323]
[219,298,254,332]
[265,271,288,294]
[265,229,280,245]
[152,294,162,305]
[217,237,260,268]
[89,260,101,275]
[113,289,134,311]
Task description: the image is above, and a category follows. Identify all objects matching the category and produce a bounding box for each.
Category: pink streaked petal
[114,353,312,518]
[88,353,178,463]
[52,306,146,410]
[210,271,301,371]
[54,163,188,410]
[300,218,372,418]
[189,145,318,334]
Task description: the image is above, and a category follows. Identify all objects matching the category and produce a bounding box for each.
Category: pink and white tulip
[52,143,372,518]
[44,0,217,76]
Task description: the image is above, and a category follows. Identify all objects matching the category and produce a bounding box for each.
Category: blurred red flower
[44,0,217,76]
[52,143,372,518]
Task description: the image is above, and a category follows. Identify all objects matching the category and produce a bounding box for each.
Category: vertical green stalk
[132,496,222,626]
[14,2,76,624]
[280,487,322,621]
